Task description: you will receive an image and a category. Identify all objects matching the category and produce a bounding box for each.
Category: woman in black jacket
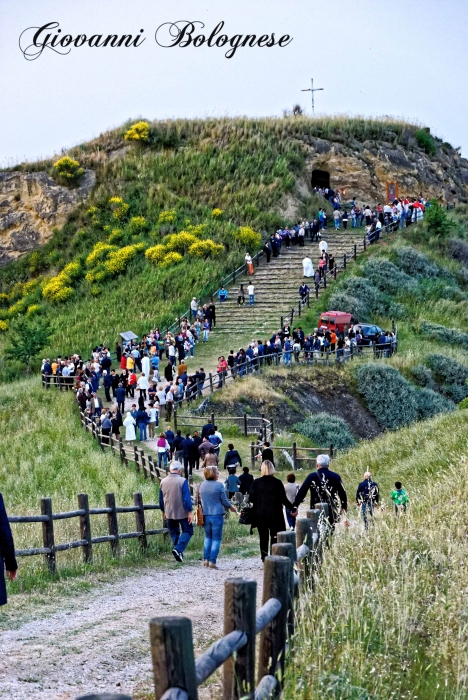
[249,460,294,561]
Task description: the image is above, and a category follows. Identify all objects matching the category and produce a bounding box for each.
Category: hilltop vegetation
[0,115,462,380]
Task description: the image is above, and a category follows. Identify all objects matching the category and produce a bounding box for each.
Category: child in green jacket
[391,481,409,515]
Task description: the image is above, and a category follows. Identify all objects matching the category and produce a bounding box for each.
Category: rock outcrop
[304,137,468,205]
[0,170,95,267]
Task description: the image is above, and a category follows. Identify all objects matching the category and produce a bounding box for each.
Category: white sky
[0,0,467,165]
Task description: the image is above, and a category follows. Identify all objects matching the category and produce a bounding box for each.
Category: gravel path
[0,557,263,699]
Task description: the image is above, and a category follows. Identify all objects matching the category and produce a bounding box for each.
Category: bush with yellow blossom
[124,121,150,142]
[53,156,84,185]
[104,244,144,275]
[128,216,148,235]
[26,304,41,317]
[0,320,8,332]
[109,196,130,221]
[211,208,223,218]
[233,226,262,250]
[164,232,198,254]
[160,252,183,267]
[188,240,224,258]
[145,245,167,265]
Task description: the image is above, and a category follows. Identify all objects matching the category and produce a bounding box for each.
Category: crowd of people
[154,449,411,567]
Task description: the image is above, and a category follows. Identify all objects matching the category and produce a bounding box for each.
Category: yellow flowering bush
[188,240,224,258]
[8,281,25,301]
[128,216,147,235]
[53,156,84,184]
[124,121,150,142]
[211,208,223,218]
[42,273,74,303]
[158,210,176,225]
[109,196,129,220]
[145,245,167,264]
[62,262,81,279]
[0,293,8,306]
[26,304,41,316]
[160,252,183,267]
[86,242,118,268]
[165,232,198,254]
[85,269,108,284]
[186,223,206,237]
[108,228,124,244]
[0,320,8,332]
[234,226,262,250]
[86,206,98,216]
[8,299,28,317]
[104,244,144,275]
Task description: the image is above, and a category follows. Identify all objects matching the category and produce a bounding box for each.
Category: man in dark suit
[292,454,347,527]
[0,493,18,606]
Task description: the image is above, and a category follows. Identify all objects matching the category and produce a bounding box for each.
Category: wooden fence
[174,410,274,443]
[74,504,331,700]
[250,442,334,471]
[8,491,168,574]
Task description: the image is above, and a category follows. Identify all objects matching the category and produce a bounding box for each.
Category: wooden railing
[174,410,274,443]
[250,443,334,471]
[8,491,168,574]
[75,504,331,700]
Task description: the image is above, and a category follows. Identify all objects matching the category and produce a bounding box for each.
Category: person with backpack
[159,461,193,563]
[292,454,348,529]
[225,468,242,499]
[356,471,380,528]
[391,481,409,515]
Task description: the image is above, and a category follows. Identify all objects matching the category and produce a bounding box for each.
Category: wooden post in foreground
[258,555,290,685]
[134,492,147,552]
[223,578,257,700]
[106,492,120,557]
[41,497,56,574]
[272,542,295,637]
[150,616,198,700]
[78,493,93,564]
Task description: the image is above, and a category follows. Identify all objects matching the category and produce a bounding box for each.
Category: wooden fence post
[250,442,255,471]
[292,442,298,471]
[277,530,297,597]
[261,414,266,441]
[329,443,334,458]
[223,578,257,700]
[343,253,347,269]
[209,373,214,393]
[210,412,215,427]
[134,492,147,552]
[296,517,313,582]
[41,497,56,573]
[270,420,274,441]
[174,408,178,432]
[271,543,295,638]
[140,449,148,479]
[258,555,290,685]
[363,235,367,251]
[334,265,337,280]
[106,492,120,557]
[243,413,248,437]
[78,493,93,564]
[134,445,140,472]
[150,616,198,700]
[148,455,156,482]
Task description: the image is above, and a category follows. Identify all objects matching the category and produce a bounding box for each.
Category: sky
[0,0,467,165]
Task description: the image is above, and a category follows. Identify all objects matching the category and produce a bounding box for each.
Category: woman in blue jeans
[199,466,237,569]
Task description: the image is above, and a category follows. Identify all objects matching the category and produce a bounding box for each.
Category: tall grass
[285,411,468,698]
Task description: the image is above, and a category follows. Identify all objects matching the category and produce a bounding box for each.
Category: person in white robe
[302,257,314,277]
[142,354,150,378]
[123,412,136,442]
[319,240,328,254]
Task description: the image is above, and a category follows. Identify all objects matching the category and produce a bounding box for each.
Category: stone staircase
[214,232,365,337]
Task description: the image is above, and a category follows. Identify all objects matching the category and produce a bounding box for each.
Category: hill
[0,115,468,381]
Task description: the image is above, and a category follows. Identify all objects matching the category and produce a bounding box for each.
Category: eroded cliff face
[304,137,468,205]
[0,170,95,267]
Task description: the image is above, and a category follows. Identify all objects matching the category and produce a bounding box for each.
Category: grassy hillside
[285,409,468,700]
[0,115,456,379]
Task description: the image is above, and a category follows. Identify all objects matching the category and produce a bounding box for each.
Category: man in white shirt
[247,283,255,306]
[190,297,198,320]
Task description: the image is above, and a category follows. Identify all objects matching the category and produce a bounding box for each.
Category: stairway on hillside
[214,232,365,338]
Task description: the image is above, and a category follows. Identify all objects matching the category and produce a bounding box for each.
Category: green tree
[426,198,454,238]
[4,317,51,377]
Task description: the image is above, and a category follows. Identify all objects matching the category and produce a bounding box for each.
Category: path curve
[0,557,263,700]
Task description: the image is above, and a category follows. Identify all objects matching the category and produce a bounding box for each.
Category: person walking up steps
[247,283,255,306]
[159,461,193,563]
[237,284,245,306]
[245,252,254,275]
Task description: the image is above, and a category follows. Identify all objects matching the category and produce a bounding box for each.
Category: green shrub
[426,199,454,238]
[295,413,356,450]
[414,388,455,420]
[411,364,435,388]
[356,364,419,430]
[426,354,468,385]
[444,383,468,403]
[53,156,84,186]
[328,292,368,319]
[458,397,468,410]
[233,226,262,250]
[415,128,436,156]
[393,246,438,278]
[342,277,384,314]
[420,320,468,348]
[363,258,416,295]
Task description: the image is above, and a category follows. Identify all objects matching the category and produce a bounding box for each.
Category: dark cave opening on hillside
[311,169,330,189]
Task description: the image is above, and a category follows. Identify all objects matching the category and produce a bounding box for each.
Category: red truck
[318,311,357,334]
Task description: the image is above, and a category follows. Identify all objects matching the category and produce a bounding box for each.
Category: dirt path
[0,557,263,699]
